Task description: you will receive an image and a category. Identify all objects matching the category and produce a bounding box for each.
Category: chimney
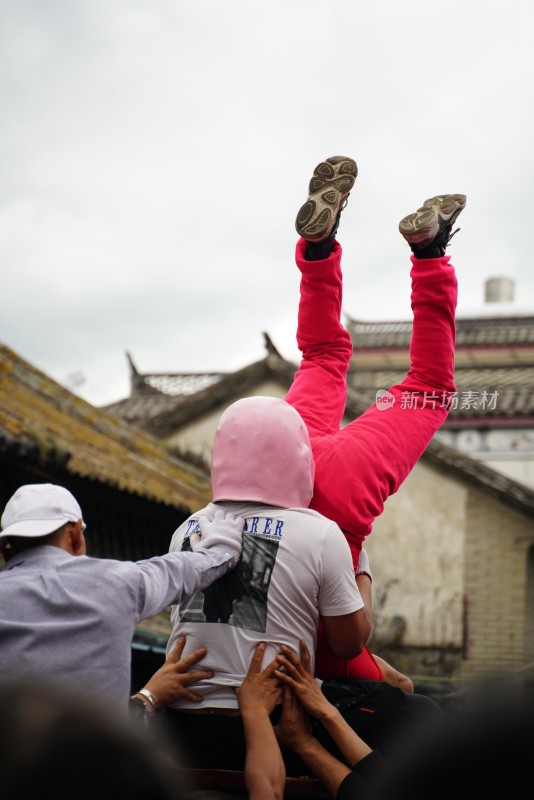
[484,277,515,303]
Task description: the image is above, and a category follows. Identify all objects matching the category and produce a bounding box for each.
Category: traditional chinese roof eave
[144,352,296,438]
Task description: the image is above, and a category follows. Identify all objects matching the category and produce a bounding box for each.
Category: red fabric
[315,625,384,680]
[285,237,458,565]
[285,237,458,679]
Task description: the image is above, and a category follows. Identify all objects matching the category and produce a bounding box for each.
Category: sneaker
[399,194,466,257]
[295,156,358,242]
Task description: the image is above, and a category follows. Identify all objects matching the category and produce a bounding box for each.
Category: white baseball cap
[0,484,83,540]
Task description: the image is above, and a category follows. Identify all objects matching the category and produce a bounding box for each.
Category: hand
[373,654,415,693]
[237,643,286,800]
[144,635,213,706]
[274,685,313,751]
[356,548,372,583]
[235,642,282,716]
[274,639,333,720]
[189,509,244,559]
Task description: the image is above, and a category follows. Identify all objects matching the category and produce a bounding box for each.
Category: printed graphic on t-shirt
[179,516,282,632]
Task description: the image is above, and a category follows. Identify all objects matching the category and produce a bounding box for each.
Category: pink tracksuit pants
[285,236,458,679]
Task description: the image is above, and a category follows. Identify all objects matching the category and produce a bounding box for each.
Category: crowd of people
[1,154,504,800]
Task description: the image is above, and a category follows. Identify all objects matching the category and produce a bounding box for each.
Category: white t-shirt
[167,501,363,709]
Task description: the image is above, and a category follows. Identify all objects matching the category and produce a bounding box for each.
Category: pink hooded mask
[211,396,315,508]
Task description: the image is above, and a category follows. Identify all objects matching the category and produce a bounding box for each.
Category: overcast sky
[2,0,533,406]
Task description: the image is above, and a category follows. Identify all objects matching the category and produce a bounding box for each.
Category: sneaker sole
[399,194,466,245]
[295,156,357,242]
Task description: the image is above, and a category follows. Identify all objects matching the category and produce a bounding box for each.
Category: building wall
[364,458,534,682]
[365,462,466,651]
[461,490,534,680]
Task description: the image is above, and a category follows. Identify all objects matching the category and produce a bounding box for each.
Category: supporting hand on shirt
[143,635,213,706]
[235,642,285,800]
[275,639,334,720]
[235,641,283,714]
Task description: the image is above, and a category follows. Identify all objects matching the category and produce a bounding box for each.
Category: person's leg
[287,174,465,682]
[288,176,464,558]
[284,238,353,436]
[287,160,383,682]
[306,195,464,551]
[313,234,461,680]
[285,156,357,442]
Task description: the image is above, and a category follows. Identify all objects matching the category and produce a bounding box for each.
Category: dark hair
[0,526,67,557]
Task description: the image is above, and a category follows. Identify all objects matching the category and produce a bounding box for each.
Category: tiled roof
[102,343,534,518]
[106,391,188,426]
[346,314,534,349]
[0,344,211,510]
[144,373,224,396]
[105,353,227,426]
[106,335,296,438]
[345,313,534,421]
[351,365,534,421]
[105,376,227,427]
[145,354,296,439]
[109,314,534,428]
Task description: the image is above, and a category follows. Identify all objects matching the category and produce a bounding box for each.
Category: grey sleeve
[133,546,239,620]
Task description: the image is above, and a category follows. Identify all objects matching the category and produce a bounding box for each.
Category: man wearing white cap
[0,482,244,711]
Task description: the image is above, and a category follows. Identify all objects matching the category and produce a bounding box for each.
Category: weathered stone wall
[365,459,534,683]
[365,461,466,650]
